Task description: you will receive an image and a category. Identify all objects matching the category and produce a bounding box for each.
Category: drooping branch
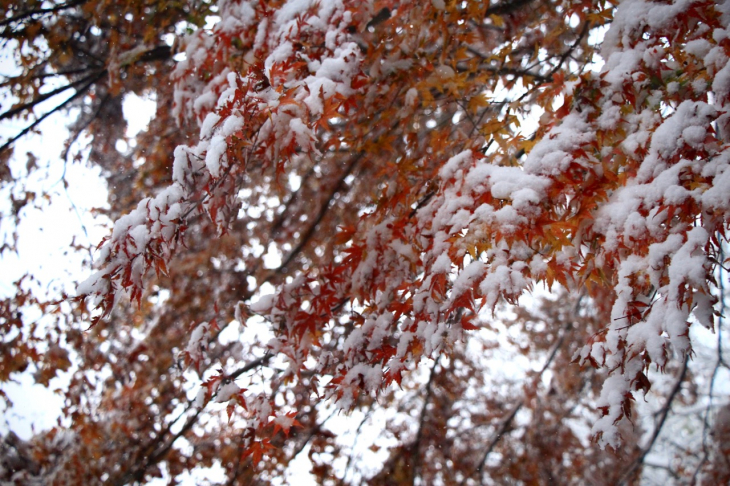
[0,70,102,122]
[0,69,105,154]
[0,67,91,85]
[0,0,88,28]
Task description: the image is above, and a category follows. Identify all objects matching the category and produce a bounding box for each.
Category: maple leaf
[3,0,729,482]
[271,412,302,438]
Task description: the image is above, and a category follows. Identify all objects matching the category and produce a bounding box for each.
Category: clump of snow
[405,87,419,107]
[186,322,213,366]
[215,382,241,403]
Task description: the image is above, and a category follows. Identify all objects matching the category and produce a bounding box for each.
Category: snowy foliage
[2,0,729,483]
[73,0,730,454]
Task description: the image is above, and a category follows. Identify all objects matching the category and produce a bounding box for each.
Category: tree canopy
[1,0,729,484]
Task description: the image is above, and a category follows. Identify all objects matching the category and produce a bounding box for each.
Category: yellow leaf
[519,138,537,154]
[468,93,490,114]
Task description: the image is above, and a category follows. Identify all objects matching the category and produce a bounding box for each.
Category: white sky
[0,89,155,439]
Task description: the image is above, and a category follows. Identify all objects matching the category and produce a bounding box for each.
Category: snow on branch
[77,0,730,455]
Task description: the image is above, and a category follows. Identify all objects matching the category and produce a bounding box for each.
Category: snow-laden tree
[1,0,729,484]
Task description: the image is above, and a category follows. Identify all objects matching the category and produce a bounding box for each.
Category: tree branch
[546,21,590,79]
[462,48,552,82]
[112,354,271,486]
[0,70,105,154]
[0,0,88,28]
[617,358,688,486]
[0,67,92,86]
[690,245,728,483]
[468,295,582,485]
[411,355,440,485]
[272,151,363,274]
[485,0,537,17]
[0,70,102,121]
[341,407,373,484]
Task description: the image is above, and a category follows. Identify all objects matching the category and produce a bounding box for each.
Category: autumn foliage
[1,0,730,484]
